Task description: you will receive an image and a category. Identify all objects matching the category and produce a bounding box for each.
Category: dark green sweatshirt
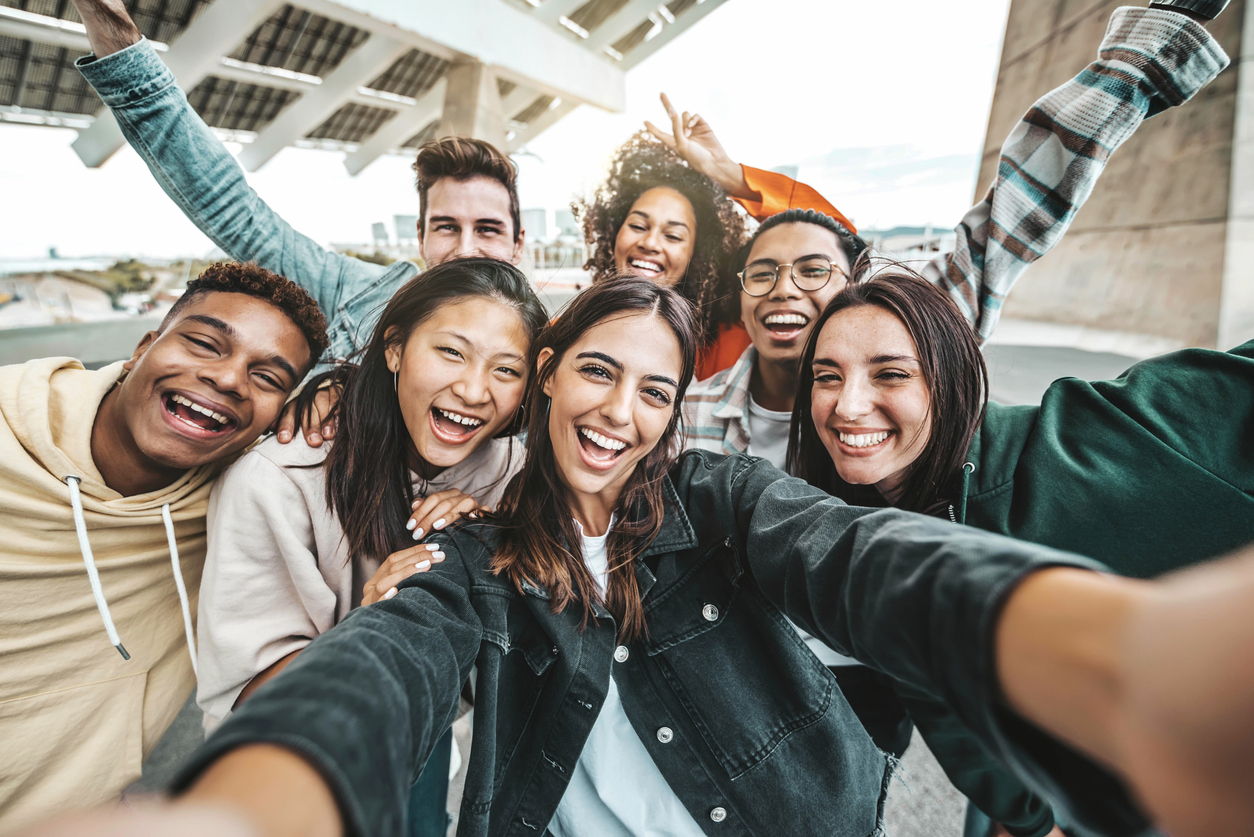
[958,339,1254,578]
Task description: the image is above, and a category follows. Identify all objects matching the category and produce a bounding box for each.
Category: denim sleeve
[719,458,1149,836]
[74,39,389,330]
[170,537,482,837]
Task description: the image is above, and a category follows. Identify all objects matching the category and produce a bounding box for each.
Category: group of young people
[2,0,1252,836]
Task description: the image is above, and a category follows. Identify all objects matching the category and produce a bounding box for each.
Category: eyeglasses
[738,257,848,297]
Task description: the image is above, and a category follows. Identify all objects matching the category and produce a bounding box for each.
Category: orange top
[695,165,853,381]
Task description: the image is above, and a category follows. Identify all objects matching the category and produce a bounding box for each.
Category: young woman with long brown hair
[195,257,547,836]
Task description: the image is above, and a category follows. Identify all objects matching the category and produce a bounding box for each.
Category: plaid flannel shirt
[684,5,1228,457]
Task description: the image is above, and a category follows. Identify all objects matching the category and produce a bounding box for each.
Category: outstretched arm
[645,93,858,230]
[926,1,1228,342]
[70,0,395,347]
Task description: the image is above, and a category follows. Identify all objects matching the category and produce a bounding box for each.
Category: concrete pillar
[974,0,1249,349]
[437,59,508,151]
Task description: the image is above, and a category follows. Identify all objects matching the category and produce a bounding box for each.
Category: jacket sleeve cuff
[1101,7,1230,115]
[75,37,176,107]
[1150,0,1230,19]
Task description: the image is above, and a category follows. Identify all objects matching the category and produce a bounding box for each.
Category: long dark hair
[787,265,988,515]
[309,258,547,566]
[489,278,698,642]
[574,132,748,348]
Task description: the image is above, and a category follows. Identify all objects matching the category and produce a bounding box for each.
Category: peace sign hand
[644,93,751,199]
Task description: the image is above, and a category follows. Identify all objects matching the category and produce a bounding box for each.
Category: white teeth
[837,430,889,448]
[171,393,229,425]
[629,259,663,273]
[765,313,809,326]
[438,408,483,428]
[580,427,627,451]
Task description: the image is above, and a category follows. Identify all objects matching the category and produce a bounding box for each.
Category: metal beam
[586,0,659,52]
[299,0,625,112]
[12,40,34,109]
[72,0,285,167]
[508,99,577,151]
[238,33,410,171]
[437,59,508,150]
[342,77,445,175]
[0,6,102,53]
[620,0,731,70]
[531,0,587,25]
[500,84,538,121]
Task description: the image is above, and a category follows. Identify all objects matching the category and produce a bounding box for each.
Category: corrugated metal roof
[568,0,631,32]
[511,93,554,125]
[611,0,698,56]
[185,74,300,132]
[367,47,447,100]
[306,100,395,143]
[228,4,369,77]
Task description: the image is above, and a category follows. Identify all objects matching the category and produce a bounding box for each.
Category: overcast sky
[0,0,1012,260]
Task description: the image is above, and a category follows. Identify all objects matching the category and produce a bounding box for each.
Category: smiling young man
[0,263,329,831]
[69,0,526,389]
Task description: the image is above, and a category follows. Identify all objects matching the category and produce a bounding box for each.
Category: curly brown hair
[162,262,330,369]
[573,132,748,347]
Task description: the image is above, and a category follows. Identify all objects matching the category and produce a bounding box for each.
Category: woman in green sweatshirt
[787,266,1254,582]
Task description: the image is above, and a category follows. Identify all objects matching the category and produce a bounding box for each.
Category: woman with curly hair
[576,96,855,380]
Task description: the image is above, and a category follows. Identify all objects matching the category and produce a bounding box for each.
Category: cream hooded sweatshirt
[0,358,215,830]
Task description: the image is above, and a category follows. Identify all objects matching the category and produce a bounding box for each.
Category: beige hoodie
[0,358,217,830]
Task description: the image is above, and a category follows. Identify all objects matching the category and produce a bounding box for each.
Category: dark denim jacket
[176,453,1110,837]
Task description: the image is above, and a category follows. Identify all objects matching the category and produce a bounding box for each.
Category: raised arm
[645,93,857,230]
[926,1,1228,342]
[69,0,395,343]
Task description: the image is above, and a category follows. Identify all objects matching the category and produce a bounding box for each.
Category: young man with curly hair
[0,263,329,830]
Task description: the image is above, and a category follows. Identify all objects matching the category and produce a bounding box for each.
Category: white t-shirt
[548,521,706,837]
[745,394,791,466]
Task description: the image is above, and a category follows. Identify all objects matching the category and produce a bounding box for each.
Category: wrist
[714,161,754,200]
[74,2,142,56]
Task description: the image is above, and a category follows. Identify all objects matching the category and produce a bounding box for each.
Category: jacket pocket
[642,539,833,779]
[0,671,147,830]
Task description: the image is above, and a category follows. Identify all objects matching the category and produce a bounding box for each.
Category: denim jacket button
[614,645,630,663]
[656,726,673,743]
[710,807,727,823]
[702,604,719,622]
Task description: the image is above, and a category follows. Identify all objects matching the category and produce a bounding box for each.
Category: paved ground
[130,339,1140,833]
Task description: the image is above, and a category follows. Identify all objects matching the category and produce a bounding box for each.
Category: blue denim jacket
[172,453,1108,837]
[76,40,416,365]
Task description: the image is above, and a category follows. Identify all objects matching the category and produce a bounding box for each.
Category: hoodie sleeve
[197,449,339,721]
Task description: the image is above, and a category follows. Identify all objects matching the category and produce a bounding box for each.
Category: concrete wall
[975,0,1249,348]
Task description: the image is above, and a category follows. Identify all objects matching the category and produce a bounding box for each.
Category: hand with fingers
[275,382,341,447]
[644,92,752,199]
[361,541,447,606]
[406,488,489,542]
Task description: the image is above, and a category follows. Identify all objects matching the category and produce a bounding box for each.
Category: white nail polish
[433,552,445,561]
[406,519,417,531]
[383,587,398,600]
[434,518,447,529]
[426,543,439,551]
[415,527,424,539]
[416,560,431,570]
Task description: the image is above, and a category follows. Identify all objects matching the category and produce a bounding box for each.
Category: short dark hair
[162,262,330,367]
[412,137,521,242]
[749,208,867,273]
[787,262,988,515]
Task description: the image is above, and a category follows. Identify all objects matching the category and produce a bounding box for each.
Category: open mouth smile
[763,311,811,341]
[161,392,237,440]
[835,429,892,454]
[628,258,665,277]
[429,406,486,445]
[576,426,630,471]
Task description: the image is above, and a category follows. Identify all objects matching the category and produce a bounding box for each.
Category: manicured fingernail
[406,518,417,531]
[322,425,332,436]
[383,587,398,600]
[415,527,424,539]
[309,434,322,445]
[415,559,431,570]
[425,543,439,551]
[432,552,445,561]
[278,430,291,442]
[434,518,446,529]
[412,497,425,508]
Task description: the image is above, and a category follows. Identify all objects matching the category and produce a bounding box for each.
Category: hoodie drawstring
[162,504,198,677]
[65,476,129,660]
